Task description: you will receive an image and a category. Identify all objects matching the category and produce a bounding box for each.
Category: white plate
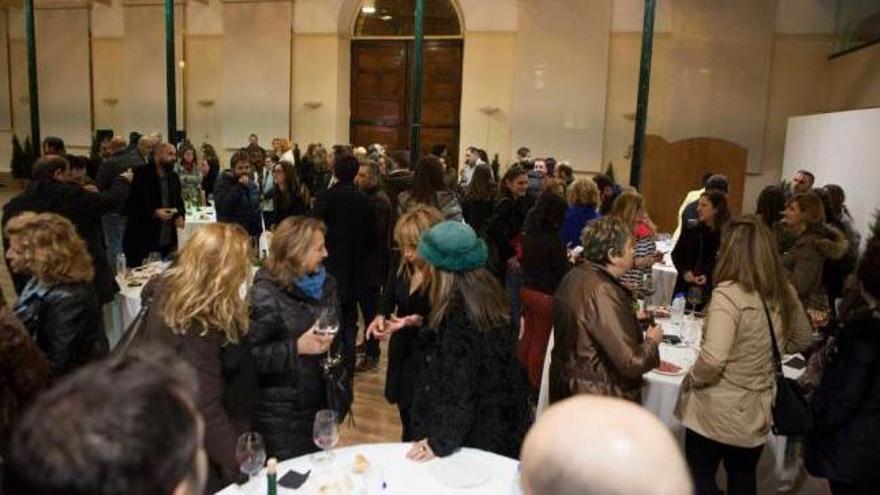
[429,452,491,489]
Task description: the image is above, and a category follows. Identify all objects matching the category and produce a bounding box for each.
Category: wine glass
[235,432,266,482]
[686,286,703,318]
[312,409,339,467]
[147,251,162,265]
[656,233,672,254]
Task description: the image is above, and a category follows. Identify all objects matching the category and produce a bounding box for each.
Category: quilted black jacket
[248,268,336,460]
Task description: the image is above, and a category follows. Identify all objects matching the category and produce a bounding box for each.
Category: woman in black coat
[671,191,730,310]
[806,238,880,494]
[270,161,309,229]
[461,164,496,237]
[407,221,531,461]
[367,205,443,440]
[249,216,337,460]
[6,213,106,378]
[519,191,570,391]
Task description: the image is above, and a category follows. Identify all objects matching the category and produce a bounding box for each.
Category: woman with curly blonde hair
[134,222,256,492]
[5,212,105,377]
[561,178,601,248]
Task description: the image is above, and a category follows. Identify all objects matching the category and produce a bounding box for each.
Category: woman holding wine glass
[366,205,443,441]
[672,191,731,311]
[249,216,337,461]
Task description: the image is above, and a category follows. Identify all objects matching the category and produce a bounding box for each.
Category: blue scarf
[295,266,326,301]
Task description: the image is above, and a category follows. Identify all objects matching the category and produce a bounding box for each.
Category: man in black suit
[2,155,132,306]
[313,152,377,376]
[122,142,185,266]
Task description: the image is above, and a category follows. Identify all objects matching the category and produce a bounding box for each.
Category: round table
[215,443,518,495]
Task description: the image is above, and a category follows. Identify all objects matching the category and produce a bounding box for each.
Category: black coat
[486,196,530,278]
[313,181,377,303]
[202,158,221,201]
[2,178,130,304]
[462,198,496,237]
[360,185,392,290]
[248,268,336,460]
[123,164,185,266]
[214,171,264,237]
[806,305,880,487]
[13,282,106,378]
[671,222,721,309]
[96,149,143,192]
[521,227,570,295]
[410,300,532,458]
[379,255,432,415]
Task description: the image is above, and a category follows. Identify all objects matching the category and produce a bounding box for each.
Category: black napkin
[279,469,310,489]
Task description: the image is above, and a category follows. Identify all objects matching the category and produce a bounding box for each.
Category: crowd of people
[0,131,878,495]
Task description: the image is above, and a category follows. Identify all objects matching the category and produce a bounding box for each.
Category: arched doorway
[350,0,463,164]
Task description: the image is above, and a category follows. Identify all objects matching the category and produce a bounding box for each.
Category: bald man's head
[521,396,692,495]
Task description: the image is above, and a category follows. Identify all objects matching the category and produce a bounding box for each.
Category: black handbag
[761,299,813,436]
[321,341,354,423]
[110,296,152,358]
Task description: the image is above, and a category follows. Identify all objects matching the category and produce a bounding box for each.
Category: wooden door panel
[354,100,404,124]
[352,125,402,149]
[351,39,462,164]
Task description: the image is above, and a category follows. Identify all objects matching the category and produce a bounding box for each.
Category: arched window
[353,0,461,37]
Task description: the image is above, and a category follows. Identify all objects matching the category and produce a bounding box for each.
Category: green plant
[605,162,616,183]
[10,134,25,179]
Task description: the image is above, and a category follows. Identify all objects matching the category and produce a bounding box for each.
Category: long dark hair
[525,190,567,234]
[273,161,301,212]
[464,164,495,201]
[755,185,786,228]
[701,191,731,231]
[410,155,446,206]
[499,165,527,199]
[429,267,510,330]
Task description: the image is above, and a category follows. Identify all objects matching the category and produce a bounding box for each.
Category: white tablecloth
[215,443,518,495]
[537,317,807,494]
[178,206,217,249]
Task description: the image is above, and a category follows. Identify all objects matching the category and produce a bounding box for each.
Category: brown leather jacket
[550,263,660,403]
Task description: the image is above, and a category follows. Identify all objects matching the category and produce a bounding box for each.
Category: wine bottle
[266,458,278,495]
[491,153,500,181]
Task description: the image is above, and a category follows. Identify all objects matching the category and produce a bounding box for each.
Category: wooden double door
[350,39,463,166]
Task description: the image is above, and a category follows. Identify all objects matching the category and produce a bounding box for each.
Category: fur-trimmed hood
[801,223,849,261]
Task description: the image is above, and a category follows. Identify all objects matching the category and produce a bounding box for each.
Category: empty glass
[235,432,266,481]
[146,251,162,265]
[312,409,339,467]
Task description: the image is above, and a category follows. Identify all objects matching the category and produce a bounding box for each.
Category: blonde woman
[675,216,812,494]
[561,178,601,248]
[366,205,443,440]
[5,212,105,377]
[609,191,663,297]
[134,222,254,492]
[249,216,336,460]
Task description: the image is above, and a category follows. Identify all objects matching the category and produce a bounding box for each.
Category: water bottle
[672,293,686,329]
[509,463,523,495]
[115,253,127,278]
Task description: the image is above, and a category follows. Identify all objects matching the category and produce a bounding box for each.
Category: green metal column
[409,0,425,166]
[24,0,40,148]
[165,0,177,143]
[628,0,657,189]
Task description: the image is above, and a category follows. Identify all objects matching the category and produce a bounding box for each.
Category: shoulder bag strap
[760,298,784,375]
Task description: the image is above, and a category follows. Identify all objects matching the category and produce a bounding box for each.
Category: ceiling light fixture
[362,6,376,14]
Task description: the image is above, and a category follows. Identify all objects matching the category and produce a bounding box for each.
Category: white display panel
[782,108,880,248]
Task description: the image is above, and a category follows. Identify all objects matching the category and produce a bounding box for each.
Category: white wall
[782,108,880,244]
